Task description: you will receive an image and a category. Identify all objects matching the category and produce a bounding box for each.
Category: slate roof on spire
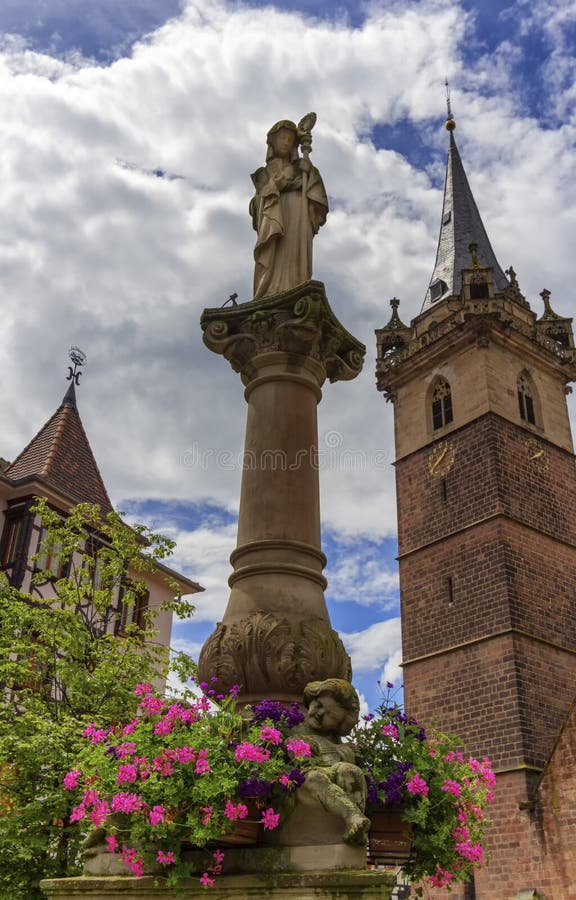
[422,127,509,311]
[5,387,113,513]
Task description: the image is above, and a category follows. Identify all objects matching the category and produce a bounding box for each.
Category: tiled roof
[5,383,113,513]
[422,127,509,311]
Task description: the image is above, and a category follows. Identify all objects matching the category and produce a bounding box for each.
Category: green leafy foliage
[0,500,195,899]
[351,684,495,891]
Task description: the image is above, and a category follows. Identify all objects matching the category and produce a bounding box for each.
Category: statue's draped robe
[250,158,328,299]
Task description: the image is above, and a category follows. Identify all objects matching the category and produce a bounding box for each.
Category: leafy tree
[0,499,196,899]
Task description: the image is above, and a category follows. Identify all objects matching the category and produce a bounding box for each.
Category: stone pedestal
[198,281,365,704]
[41,871,394,900]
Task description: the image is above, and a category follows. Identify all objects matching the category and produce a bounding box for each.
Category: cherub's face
[306,692,348,734]
[270,128,296,159]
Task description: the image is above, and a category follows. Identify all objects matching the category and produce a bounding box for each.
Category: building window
[518,374,536,425]
[469,281,489,300]
[1,516,25,568]
[430,279,448,303]
[119,588,150,634]
[36,527,66,579]
[431,379,453,431]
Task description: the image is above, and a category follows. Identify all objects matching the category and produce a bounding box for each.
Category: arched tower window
[431,379,453,431]
[517,373,536,425]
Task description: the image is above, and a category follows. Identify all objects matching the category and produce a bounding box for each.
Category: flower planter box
[212,816,261,847]
[367,808,413,867]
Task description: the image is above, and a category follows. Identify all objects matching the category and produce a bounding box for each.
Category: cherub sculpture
[293,678,370,845]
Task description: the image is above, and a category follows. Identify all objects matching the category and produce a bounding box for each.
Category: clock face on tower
[427,440,456,477]
[525,438,548,471]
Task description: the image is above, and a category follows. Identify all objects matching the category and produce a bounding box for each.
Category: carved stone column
[198,280,365,704]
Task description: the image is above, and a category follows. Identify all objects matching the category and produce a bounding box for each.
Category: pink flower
[153,754,174,777]
[140,695,165,716]
[223,801,248,821]
[453,825,469,842]
[154,715,175,737]
[234,742,270,763]
[111,792,144,814]
[117,742,137,758]
[212,849,225,865]
[259,725,282,745]
[200,872,215,887]
[260,808,280,830]
[149,805,165,826]
[120,845,144,877]
[82,789,100,809]
[285,738,312,758]
[442,779,462,797]
[381,724,399,739]
[406,774,429,797]
[456,840,485,864]
[117,763,138,785]
[134,683,153,696]
[122,719,139,736]
[105,834,118,853]
[201,806,213,825]
[156,850,176,865]
[430,867,454,888]
[70,805,86,823]
[195,757,211,775]
[90,800,110,827]
[63,770,82,790]
[82,723,108,743]
[174,745,196,764]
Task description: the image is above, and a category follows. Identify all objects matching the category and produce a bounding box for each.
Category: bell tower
[376,112,576,896]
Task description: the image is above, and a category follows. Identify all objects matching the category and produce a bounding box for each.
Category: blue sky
[1,0,575,712]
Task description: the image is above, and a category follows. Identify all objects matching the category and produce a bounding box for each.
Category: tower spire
[422,100,508,310]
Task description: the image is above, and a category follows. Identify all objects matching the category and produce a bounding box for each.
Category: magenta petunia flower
[406,774,429,797]
[260,808,280,830]
[149,805,165,826]
[63,770,81,790]
[285,738,312,758]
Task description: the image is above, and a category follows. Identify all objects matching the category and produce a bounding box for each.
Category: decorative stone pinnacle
[469,242,480,268]
[390,297,400,311]
[540,288,552,313]
[505,266,518,287]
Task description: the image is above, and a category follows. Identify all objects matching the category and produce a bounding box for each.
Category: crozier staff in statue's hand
[292,678,370,846]
[250,115,328,300]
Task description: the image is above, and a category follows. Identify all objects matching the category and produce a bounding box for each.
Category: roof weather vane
[67,346,87,386]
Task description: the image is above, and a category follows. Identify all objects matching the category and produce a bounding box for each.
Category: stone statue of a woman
[250,117,328,300]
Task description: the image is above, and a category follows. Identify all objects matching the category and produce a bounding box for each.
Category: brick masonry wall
[396,412,576,554]
[397,411,576,896]
[400,518,576,660]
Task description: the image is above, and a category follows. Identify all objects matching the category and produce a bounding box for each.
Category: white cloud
[325,534,399,607]
[0,0,574,548]
[341,617,402,676]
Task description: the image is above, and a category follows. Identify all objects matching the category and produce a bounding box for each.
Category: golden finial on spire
[445,78,456,131]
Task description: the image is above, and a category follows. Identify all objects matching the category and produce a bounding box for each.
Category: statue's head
[303,678,360,736]
[266,120,299,162]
